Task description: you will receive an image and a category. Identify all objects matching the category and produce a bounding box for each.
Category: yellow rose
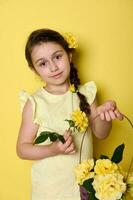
[92,173,126,200]
[94,159,118,175]
[71,109,88,132]
[62,32,78,49]
[75,159,94,185]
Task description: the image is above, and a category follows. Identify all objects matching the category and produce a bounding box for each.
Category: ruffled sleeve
[19,90,36,122]
[79,81,97,105]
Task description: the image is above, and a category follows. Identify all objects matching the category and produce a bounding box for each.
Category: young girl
[16,29,123,200]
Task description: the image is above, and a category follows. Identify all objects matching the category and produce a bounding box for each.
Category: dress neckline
[40,87,71,98]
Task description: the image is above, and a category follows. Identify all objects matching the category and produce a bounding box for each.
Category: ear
[68,53,72,63]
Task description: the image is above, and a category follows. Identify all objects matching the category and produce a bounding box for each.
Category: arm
[89,99,123,139]
[16,100,75,160]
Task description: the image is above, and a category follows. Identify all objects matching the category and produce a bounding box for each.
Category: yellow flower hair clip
[69,84,76,93]
[62,32,78,49]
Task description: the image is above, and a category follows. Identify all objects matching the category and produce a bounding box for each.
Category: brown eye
[39,62,46,67]
[55,54,62,59]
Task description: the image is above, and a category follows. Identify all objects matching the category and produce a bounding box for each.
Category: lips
[52,72,63,79]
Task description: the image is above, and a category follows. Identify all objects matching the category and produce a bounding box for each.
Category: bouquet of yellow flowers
[75,143,133,200]
[34,109,133,200]
[70,111,133,200]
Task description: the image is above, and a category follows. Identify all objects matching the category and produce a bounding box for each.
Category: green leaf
[58,135,65,143]
[111,143,125,164]
[34,132,48,144]
[83,179,94,194]
[34,131,66,145]
[121,194,126,200]
[88,193,98,200]
[100,154,109,159]
[82,179,98,200]
[83,178,94,192]
[40,131,51,135]
[48,132,65,143]
[65,119,75,128]
[49,132,58,142]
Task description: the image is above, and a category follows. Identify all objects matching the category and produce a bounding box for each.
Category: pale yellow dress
[19,81,97,200]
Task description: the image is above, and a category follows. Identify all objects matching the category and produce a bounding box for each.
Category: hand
[97,100,124,121]
[49,130,76,156]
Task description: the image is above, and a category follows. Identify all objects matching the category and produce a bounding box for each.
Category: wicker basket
[78,115,133,200]
[79,185,89,200]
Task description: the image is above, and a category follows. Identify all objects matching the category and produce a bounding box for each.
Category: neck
[45,82,69,95]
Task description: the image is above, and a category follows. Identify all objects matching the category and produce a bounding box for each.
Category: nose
[49,61,58,72]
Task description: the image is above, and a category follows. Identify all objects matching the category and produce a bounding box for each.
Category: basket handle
[91,113,133,128]
[79,113,133,164]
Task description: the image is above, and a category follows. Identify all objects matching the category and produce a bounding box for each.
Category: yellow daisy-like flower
[94,159,118,175]
[62,32,78,49]
[71,109,88,132]
[69,84,76,93]
[75,159,95,185]
[92,173,126,200]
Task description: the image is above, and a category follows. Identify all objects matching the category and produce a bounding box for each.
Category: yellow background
[0,0,133,199]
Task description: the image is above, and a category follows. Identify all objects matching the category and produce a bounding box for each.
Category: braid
[70,63,80,90]
[77,92,91,116]
[70,64,91,116]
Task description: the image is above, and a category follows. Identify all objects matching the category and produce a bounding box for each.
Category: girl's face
[31,42,72,88]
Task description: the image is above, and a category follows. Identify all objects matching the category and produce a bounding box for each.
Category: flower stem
[79,128,88,164]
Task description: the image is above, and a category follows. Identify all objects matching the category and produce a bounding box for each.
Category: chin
[55,79,68,86]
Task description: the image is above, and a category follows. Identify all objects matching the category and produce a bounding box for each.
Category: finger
[114,109,124,120]
[104,101,116,111]
[67,129,72,134]
[64,131,71,140]
[65,144,75,154]
[64,136,73,148]
[57,139,73,154]
[105,111,111,121]
[100,112,105,120]
[109,110,117,120]
[68,150,76,155]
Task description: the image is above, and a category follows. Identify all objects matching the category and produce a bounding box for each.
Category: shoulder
[79,81,97,105]
[19,88,42,106]
[79,81,97,91]
[32,88,43,97]
[19,88,43,119]
[19,88,41,122]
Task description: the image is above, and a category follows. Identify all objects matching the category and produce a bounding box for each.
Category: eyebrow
[35,49,63,64]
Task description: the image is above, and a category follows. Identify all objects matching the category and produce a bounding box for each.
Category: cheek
[34,67,48,77]
[62,59,71,70]
[64,64,70,78]
[66,62,71,73]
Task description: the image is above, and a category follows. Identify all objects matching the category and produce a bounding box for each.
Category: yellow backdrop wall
[0,0,133,199]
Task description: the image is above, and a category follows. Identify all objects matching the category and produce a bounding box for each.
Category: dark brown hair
[25,29,90,115]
